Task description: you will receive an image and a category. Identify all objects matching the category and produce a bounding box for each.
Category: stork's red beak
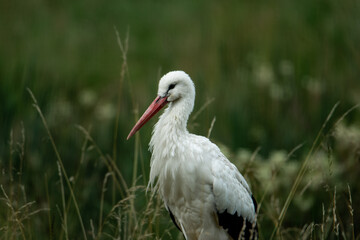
[127,96,168,140]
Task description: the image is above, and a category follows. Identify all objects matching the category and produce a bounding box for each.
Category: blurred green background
[1,0,360,239]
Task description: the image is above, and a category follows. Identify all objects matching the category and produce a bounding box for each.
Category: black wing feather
[168,208,182,232]
[217,195,258,240]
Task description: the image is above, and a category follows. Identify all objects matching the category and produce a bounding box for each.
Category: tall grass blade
[76,125,127,198]
[44,174,53,240]
[347,184,355,240]
[112,26,129,163]
[270,102,339,239]
[57,161,69,240]
[97,172,112,238]
[191,97,215,122]
[207,116,216,139]
[27,88,88,240]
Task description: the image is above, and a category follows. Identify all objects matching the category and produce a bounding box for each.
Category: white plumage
[127,71,258,240]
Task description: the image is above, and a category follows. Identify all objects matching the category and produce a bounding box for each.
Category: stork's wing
[217,196,258,240]
[165,205,188,239]
[211,156,258,239]
[166,205,181,232]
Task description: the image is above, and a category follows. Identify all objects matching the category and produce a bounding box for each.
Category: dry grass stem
[207,116,217,139]
[347,184,355,240]
[191,97,215,122]
[57,161,68,240]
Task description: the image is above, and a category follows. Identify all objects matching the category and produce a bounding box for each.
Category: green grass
[1,0,360,239]
[1,87,358,239]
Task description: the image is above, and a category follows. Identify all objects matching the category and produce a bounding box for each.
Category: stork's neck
[148,96,194,189]
[149,97,194,154]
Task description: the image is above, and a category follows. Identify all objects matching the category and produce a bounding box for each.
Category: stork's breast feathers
[211,156,256,223]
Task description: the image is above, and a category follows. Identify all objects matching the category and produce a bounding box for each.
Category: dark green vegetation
[1,0,359,239]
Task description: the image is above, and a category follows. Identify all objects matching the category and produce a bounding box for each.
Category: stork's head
[127,71,195,140]
[157,71,195,103]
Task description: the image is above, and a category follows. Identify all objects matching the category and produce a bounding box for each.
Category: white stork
[127,71,258,240]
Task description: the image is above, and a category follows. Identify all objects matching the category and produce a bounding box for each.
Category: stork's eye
[168,83,176,90]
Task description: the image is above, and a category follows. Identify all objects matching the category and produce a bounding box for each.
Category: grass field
[1,0,360,239]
